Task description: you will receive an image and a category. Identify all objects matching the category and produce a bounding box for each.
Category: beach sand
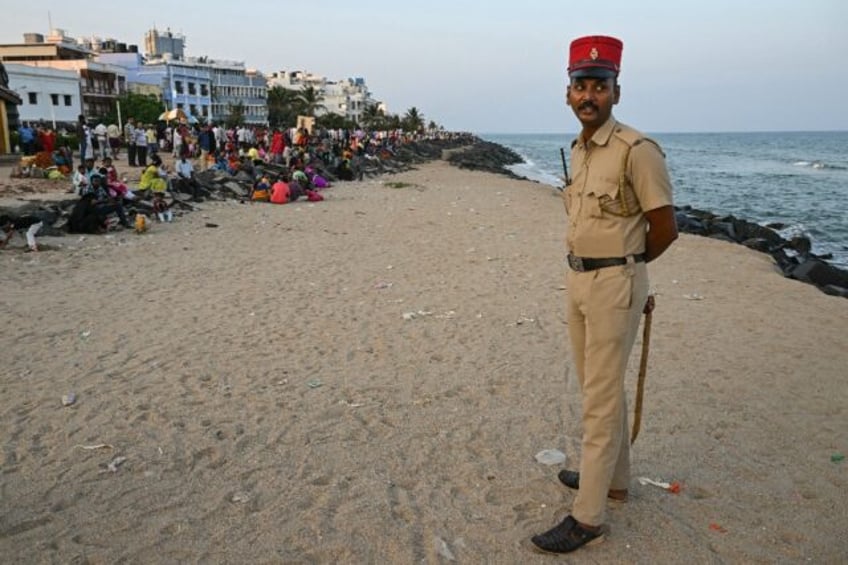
[1,160,846,563]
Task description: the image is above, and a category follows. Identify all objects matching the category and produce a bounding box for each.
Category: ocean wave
[791,160,847,170]
[484,132,848,267]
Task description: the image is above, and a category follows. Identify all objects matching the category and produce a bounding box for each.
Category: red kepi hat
[568,35,623,79]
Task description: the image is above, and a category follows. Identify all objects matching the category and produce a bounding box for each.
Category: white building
[5,63,82,128]
[267,70,326,91]
[322,78,373,125]
[266,70,379,124]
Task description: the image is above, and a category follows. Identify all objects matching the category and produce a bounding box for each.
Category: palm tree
[360,104,385,130]
[267,86,300,128]
[297,85,326,117]
[402,107,425,133]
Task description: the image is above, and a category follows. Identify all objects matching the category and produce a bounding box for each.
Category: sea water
[481,131,848,268]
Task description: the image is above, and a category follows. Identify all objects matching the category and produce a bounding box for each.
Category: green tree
[361,104,386,130]
[385,113,402,131]
[267,86,300,128]
[401,107,425,133]
[296,85,326,117]
[107,92,164,126]
[226,101,245,128]
[315,112,356,131]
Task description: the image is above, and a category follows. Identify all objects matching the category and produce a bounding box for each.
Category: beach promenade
[1,160,846,562]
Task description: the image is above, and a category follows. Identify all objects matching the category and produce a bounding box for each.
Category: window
[28,92,37,104]
[188,82,196,95]
[200,84,209,96]
[189,104,197,116]
[64,95,72,106]
[177,103,184,110]
[175,80,184,94]
[51,93,59,105]
[201,105,208,116]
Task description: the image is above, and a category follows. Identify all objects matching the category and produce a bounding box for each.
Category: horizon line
[477,129,848,136]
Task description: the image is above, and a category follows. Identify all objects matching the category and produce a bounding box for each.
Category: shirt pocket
[584,177,618,218]
[598,173,642,217]
[590,175,642,218]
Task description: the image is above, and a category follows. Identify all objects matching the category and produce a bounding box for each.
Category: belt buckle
[568,254,585,272]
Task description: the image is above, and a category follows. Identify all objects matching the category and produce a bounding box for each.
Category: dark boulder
[742,238,772,253]
[790,259,848,288]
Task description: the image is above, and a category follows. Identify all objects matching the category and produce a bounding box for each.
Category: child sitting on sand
[71,164,89,195]
[152,192,173,222]
[100,158,130,200]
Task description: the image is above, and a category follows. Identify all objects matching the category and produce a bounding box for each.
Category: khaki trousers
[566,261,648,526]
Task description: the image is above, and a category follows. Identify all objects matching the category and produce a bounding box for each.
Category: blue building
[99,28,266,125]
[97,52,213,122]
[206,60,267,125]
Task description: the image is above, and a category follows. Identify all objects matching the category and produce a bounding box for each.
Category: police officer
[531,35,679,554]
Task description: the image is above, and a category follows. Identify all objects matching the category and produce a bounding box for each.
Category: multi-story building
[108,29,266,125]
[119,54,268,125]
[207,60,267,125]
[323,77,372,125]
[4,63,82,128]
[267,70,326,91]
[137,55,213,122]
[144,28,186,60]
[0,31,126,120]
[267,70,378,125]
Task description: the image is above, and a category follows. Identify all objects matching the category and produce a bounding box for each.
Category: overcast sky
[2,0,846,134]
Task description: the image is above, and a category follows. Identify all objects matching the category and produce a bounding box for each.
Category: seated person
[100,158,129,200]
[152,191,173,222]
[83,157,98,182]
[68,192,105,234]
[270,175,290,204]
[291,167,310,188]
[213,155,229,172]
[251,175,271,202]
[288,179,305,202]
[226,152,241,174]
[52,148,71,174]
[174,154,203,201]
[82,174,131,228]
[336,159,354,181]
[72,164,89,195]
[139,155,168,196]
[246,145,262,165]
[311,172,330,189]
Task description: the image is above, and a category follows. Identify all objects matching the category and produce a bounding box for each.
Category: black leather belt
[567,253,646,272]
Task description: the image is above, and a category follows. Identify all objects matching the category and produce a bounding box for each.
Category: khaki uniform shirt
[564,117,673,258]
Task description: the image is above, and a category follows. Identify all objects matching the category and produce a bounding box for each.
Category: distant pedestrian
[124,118,137,167]
[134,125,148,167]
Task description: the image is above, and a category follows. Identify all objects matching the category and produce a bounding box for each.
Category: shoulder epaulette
[613,125,665,157]
[612,125,643,147]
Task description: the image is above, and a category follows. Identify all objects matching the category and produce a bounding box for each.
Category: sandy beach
[1,160,846,563]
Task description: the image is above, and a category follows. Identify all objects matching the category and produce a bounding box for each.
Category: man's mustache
[578,102,598,112]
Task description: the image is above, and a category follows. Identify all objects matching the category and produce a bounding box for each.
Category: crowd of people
[10,114,464,241]
[61,116,462,235]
